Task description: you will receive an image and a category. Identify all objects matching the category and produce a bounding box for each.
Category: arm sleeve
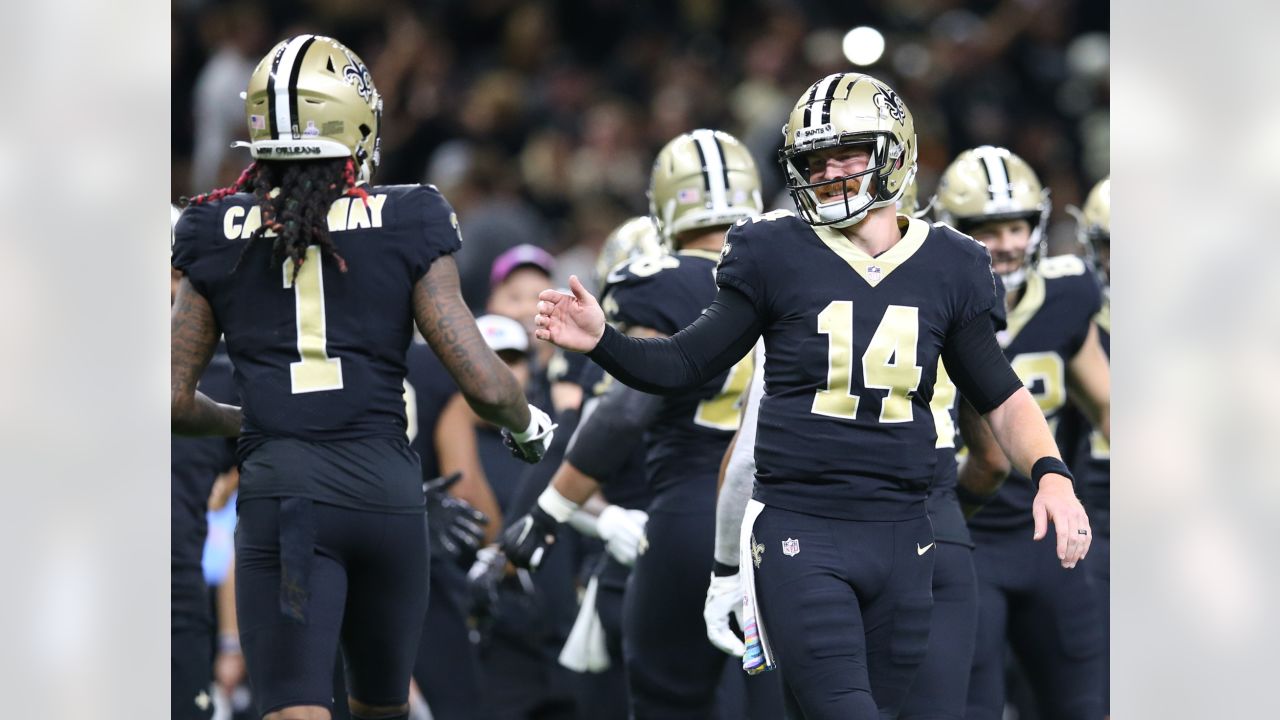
[564,380,663,480]
[586,285,763,395]
[941,312,1024,414]
[713,341,765,567]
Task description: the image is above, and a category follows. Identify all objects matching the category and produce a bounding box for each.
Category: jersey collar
[810,215,929,288]
[1003,269,1046,343]
[677,248,723,262]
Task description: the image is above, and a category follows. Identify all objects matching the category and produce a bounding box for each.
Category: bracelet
[712,560,739,577]
[218,634,241,654]
[1031,456,1075,485]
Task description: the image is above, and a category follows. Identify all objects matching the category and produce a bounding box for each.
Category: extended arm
[171,277,241,437]
[1066,323,1110,442]
[535,275,763,395]
[943,312,1091,567]
[413,255,530,432]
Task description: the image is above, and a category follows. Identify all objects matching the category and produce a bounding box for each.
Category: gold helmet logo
[244,36,383,183]
[648,130,763,250]
[780,73,918,228]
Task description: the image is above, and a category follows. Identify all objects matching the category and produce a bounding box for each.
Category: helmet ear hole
[359,124,372,139]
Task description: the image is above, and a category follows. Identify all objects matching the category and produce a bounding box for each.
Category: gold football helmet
[244,35,383,183]
[1074,176,1110,285]
[780,73,917,228]
[595,216,664,289]
[934,146,1050,290]
[648,129,763,250]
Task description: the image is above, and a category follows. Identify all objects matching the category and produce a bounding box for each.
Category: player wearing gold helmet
[172,35,554,720]
[531,73,1090,720]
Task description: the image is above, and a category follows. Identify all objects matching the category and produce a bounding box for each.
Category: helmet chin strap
[999,266,1027,293]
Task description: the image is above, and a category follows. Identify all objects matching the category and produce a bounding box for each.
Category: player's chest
[1000,308,1076,420]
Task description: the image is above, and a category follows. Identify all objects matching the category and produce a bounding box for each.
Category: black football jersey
[573,360,652,511]
[404,338,462,480]
[715,211,1000,521]
[601,249,755,514]
[171,184,462,443]
[968,256,1104,531]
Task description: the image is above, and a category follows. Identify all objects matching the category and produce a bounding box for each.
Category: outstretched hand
[534,275,606,353]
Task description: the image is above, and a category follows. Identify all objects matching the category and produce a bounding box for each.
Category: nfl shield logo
[782,538,800,557]
[866,265,882,284]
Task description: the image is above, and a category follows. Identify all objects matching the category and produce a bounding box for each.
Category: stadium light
[842,26,885,66]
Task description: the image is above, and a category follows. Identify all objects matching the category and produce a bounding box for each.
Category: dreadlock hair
[181,157,371,283]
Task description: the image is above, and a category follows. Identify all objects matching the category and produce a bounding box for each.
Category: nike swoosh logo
[917,543,934,556]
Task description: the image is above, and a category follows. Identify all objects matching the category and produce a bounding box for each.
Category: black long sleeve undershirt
[565,381,662,480]
[586,285,764,396]
[942,310,1025,414]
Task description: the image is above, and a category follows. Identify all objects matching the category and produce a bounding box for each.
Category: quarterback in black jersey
[532,74,1090,720]
[502,132,783,719]
[936,147,1110,720]
[170,35,553,720]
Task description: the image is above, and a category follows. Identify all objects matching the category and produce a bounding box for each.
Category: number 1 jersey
[715,211,1000,521]
[171,184,462,443]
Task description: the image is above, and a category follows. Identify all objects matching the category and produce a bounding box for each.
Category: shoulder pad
[1037,254,1087,279]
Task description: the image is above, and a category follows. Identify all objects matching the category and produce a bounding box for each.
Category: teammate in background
[503,130,784,719]
[529,74,1090,720]
[170,35,553,720]
[934,147,1109,720]
[171,210,241,720]
[1063,175,1111,717]
[555,216,662,720]
[703,176,1008,720]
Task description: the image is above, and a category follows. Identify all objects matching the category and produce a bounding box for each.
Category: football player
[1062,175,1111,717]
[502,130,784,719]
[703,178,1008,720]
[530,73,1090,720]
[934,147,1109,720]
[170,35,554,720]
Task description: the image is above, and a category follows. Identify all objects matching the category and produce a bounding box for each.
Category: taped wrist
[536,484,579,523]
[712,561,739,577]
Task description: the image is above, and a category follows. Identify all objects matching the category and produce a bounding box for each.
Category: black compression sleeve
[587,285,764,395]
[941,312,1024,414]
[565,382,662,480]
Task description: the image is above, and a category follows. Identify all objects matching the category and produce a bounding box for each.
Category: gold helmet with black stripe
[595,216,664,289]
[934,146,1050,291]
[1074,176,1110,285]
[244,35,383,183]
[648,130,763,250]
[780,73,918,228]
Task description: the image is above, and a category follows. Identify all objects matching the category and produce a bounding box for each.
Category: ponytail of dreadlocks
[182,157,369,283]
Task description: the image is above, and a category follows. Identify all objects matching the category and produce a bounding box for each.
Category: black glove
[499,505,560,570]
[424,471,489,565]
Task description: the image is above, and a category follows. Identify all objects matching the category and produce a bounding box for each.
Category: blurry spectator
[189,3,265,195]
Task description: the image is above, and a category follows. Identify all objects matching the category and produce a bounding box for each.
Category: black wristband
[1031,456,1075,485]
[712,560,739,577]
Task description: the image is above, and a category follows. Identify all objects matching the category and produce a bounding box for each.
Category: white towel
[558,575,610,672]
[739,498,776,674]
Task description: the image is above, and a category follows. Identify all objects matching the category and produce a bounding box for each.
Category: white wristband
[536,484,580,523]
[512,404,551,443]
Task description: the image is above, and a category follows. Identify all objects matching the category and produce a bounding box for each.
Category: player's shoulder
[725,208,804,246]
[925,219,993,264]
[602,253,685,294]
[1037,254,1099,300]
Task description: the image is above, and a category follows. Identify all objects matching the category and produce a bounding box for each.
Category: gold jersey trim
[1004,270,1047,341]
[677,248,724,262]
[810,215,929,288]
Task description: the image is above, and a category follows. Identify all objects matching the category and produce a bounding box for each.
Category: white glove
[597,505,649,566]
[704,571,746,656]
[503,404,557,463]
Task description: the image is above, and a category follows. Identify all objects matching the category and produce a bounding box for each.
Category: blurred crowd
[172,0,1108,310]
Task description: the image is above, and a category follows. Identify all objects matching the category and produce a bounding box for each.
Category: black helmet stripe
[268,35,316,141]
[690,129,728,209]
[711,134,732,194]
[820,73,848,125]
[286,36,318,139]
[980,149,1013,203]
[801,77,823,128]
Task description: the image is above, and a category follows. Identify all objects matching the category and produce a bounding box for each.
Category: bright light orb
[843,26,885,67]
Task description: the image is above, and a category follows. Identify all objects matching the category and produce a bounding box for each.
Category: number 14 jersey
[715,211,999,521]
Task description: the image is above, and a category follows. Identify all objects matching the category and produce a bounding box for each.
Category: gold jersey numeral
[283,246,344,394]
[930,360,958,448]
[811,301,923,422]
[1009,352,1065,416]
[694,351,755,430]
